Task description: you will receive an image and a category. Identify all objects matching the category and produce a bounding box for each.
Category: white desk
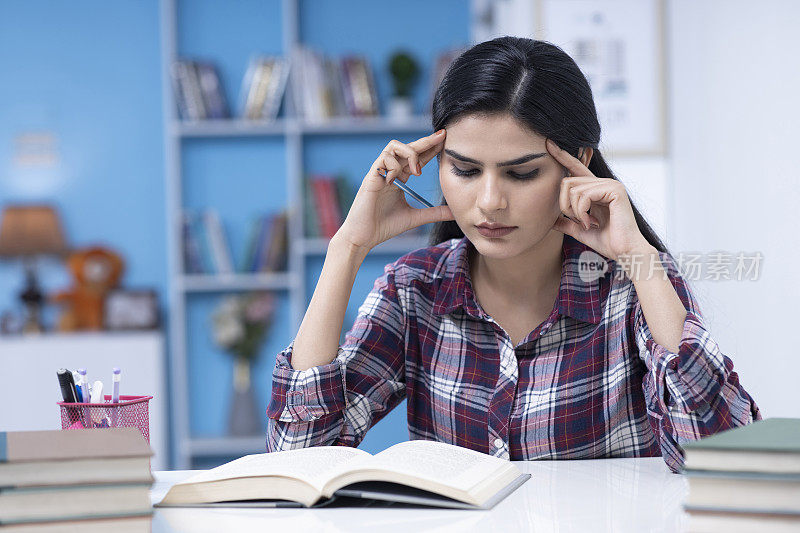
[149,457,690,532]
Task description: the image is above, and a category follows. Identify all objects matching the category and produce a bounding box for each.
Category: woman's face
[439,113,566,258]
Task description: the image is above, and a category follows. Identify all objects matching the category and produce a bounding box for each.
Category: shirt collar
[431,234,609,324]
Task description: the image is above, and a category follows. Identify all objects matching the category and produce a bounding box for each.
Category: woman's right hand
[334,129,454,253]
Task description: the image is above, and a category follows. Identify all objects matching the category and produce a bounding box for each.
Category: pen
[379,170,434,208]
[112,367,120,403]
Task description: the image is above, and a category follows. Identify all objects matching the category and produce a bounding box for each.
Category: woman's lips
[475,225,517,238]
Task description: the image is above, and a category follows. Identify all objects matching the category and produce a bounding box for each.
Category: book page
[366,440,513,492]
[177,447,370,492]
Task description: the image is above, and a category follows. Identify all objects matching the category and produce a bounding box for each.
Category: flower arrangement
[212,291,277,362]
[211,291,278,436]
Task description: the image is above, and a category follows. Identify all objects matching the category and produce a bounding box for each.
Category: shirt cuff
[642,310,728,414]
[265,340,348,422]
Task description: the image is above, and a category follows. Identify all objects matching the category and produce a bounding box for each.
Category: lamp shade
[0,205,68,258]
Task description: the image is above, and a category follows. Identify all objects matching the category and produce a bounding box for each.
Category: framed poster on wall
[534,0,666,156]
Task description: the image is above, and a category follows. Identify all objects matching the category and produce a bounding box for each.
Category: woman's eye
[508,169,539,180]
[451,165,479,177]
[450,164,539,180]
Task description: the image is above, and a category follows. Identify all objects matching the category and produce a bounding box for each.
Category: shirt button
[493,438,503,448]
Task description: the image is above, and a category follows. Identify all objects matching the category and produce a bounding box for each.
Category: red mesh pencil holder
[58,395,153,444]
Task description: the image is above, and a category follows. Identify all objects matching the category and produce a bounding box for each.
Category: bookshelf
[160,0,453,468]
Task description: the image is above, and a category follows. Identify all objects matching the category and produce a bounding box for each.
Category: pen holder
[57,394,153,444]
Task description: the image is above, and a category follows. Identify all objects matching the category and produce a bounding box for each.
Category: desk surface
[150,457,689,532]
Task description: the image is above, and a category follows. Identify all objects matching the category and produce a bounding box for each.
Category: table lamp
[0,205,68,333]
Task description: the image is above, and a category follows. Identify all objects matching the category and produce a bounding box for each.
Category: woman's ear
[579,147,594,167]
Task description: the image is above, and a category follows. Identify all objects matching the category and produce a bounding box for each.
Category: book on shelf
[340,55,380,117]
[182,209,234,276]
[171,59,229,121]
[0,428,153,528]
[302,176,319,239]
[181,212,204,274]
[260,210,288,272]
[680,417,800,529]
[202,209,234,274]
[289,45,379,121]
[156,439,530,510]
[195,61,230,119]
[241,210,289,273]
[306,173,358,239]
[239,55,291,121]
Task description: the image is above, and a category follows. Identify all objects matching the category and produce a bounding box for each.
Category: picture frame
[103,289,160,331]
[533,0,667,156]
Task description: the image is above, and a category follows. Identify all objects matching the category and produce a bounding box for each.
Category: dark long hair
[427,36,668,255]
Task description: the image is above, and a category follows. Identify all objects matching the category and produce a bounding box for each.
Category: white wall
[473,0,799,418]
[668,0,800,418]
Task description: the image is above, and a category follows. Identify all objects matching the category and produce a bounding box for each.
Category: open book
[157,440,530,510]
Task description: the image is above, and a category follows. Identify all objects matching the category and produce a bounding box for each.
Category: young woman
[265,37,761,473]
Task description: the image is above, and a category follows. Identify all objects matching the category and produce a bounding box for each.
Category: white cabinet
[0,331,168,470]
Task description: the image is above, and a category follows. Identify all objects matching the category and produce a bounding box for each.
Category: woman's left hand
[546,138,652,261]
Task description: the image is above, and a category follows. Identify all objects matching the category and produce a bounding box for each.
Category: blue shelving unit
[160,0,469,468]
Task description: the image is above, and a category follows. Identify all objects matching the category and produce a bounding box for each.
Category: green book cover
[682,418,800,453]
[334,174,354,224]
[303,174,319,238]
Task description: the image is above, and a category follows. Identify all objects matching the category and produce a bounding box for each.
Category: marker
[112,367,121,403]
[111,368,121,427]
[57,368,78,403]
[77,369,88,403]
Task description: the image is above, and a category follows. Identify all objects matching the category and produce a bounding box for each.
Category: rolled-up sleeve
[265,262,407,452]
[631,252,762,473]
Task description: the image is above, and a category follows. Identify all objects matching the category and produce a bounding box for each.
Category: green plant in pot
[212,291,277,437]
[388,50,419,120]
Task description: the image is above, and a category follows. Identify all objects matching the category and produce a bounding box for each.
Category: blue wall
[0,1,166,323]
[1,0,470,467]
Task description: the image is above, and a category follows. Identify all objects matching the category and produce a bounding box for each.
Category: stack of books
[242,210,289,273]
[289,46,379,122]
[681,417,800,532]
[0,428,154,532]
[182,208,288,275]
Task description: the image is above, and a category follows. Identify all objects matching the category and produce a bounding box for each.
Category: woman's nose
[476,174,508,212]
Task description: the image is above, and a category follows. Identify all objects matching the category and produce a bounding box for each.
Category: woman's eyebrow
[443,149,546,167]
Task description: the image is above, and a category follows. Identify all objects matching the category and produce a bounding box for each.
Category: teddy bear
[51,246,125,331]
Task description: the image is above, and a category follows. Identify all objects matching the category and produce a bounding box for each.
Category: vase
[387,96,414,121]
[228,357,262,437]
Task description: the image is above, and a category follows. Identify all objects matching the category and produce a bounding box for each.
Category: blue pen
[72,370,83,402]
[379,170,434,208]
[77,369,87,403]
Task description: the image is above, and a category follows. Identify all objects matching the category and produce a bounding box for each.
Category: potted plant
[212,291,277,436]
[387,50,419,121]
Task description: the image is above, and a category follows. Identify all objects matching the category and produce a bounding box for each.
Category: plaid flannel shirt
[265,234,761,473]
